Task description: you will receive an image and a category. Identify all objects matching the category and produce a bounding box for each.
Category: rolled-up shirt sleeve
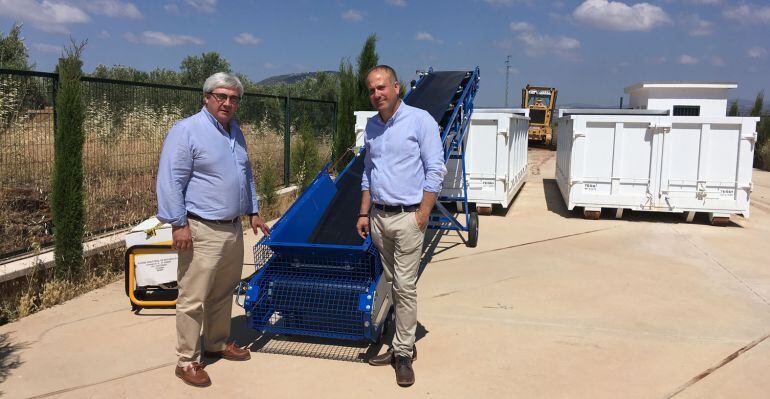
[419,116,446,193]
[156,124,192,226]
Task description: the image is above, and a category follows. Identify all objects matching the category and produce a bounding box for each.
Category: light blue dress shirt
[156,107,259,226]
[361,102,447,206]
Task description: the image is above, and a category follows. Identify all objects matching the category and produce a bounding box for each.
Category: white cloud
[748,46,768,58]
[709,56,725,67]
[84,0,142,19]
[164,3,180,14]
[573,0,671,31]
[682,14,712,36]
[385,0,406,6]
[97,30,111,39]
[723,4,770,24]
[687,0,721,4]
[31,42,60,53]
[0,0,89,33]
[341,9,364,22]
[415,32,442,43]
[124,31,203,46]
[263,63,276,69]
[509,21,533,31]
[517,32,580,59]
[677,54,699,65]
[646,56,667,65]
[185,0,215,12]
[233,32,262,45]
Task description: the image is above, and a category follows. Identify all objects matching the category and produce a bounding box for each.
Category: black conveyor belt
[307,70,471,246]
[308,151,366,246]
[404,71,469,126]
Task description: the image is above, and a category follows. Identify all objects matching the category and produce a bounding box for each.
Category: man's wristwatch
[248,212,259,217]
[358,214,368,218]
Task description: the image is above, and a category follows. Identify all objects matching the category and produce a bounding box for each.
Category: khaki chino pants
[370,208,425,358]
[175,218,243,367]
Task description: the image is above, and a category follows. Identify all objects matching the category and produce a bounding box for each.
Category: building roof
[624,82,738,93]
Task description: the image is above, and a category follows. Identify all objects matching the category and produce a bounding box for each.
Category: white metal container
[443,109,529,213]
[555,114,759,223]
[355,109,529,212]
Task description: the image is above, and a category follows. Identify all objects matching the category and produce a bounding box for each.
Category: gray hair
[203,72,244,97]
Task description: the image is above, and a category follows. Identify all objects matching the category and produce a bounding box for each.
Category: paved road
[2,148,769,398]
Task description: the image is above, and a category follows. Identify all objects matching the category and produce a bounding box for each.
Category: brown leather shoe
[368,345,417,366]
[175,362,211,387]
[394,355,415,387]
[204,342,251,361]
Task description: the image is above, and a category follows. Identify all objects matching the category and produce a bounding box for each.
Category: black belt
[373,203,420,213]
[187,212,239,225]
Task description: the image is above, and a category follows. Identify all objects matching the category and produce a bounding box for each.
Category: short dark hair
[365,64,398,84]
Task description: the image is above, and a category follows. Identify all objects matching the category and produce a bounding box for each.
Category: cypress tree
[333,58,356,170]
[355,34,379,112]
[728,100,739,116]
[750,91,764,117]
[52,41,86,279]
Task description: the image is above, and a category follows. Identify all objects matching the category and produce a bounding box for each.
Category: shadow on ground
[0,332,23,397]
[543,178,743,227]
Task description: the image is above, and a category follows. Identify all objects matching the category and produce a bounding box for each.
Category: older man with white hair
[156,72,270,387]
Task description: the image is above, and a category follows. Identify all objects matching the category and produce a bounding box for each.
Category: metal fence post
[52,74,59,137]
[284,95,290,187]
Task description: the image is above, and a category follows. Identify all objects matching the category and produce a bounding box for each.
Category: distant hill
[257,71,339,85]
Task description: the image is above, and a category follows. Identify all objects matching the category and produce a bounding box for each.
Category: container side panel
[619,122,655,196]
[664,123,702,196]
[706,124,740,185]
[583,122,615,195]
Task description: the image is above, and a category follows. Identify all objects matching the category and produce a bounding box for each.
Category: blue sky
[1,0,768,107]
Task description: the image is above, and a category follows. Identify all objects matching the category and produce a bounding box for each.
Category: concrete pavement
[1,148,770,398]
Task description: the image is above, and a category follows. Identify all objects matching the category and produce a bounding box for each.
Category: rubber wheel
[711,216,729,227]
[583,210,601,220]
[467,212,479,248]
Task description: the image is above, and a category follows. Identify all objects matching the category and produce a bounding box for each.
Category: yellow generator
[521,85,558,146]
[124,217,177,311]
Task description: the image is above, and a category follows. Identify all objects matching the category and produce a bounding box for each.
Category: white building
[624,82,737,118]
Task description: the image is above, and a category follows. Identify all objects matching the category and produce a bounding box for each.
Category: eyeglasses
[207,92,242,105]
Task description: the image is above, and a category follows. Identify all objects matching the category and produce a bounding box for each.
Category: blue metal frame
[238,67,481,344]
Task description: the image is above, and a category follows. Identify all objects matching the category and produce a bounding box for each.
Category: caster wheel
[467,212,479,248]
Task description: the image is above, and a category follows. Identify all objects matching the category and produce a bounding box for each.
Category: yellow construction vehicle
[521,85,558,146]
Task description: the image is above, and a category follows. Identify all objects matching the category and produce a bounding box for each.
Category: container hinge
[742,134,757,144]
[696,181,707,200]
[573,132,585,139]
[569,179,582,186]
[739,183,753,193]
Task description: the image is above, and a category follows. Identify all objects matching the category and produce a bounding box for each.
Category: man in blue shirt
[356,65,446,387]
[156,72,269,388]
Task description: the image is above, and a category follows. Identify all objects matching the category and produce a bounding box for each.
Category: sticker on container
[135,252,177,287]
[584,183,597,191]
[719,188,734,197]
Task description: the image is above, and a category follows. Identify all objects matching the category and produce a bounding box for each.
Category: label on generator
[135,252,177,287]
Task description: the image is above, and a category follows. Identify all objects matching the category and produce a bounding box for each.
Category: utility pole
[504,55,511,107]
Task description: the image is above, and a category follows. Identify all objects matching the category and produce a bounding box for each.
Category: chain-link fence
[0,69,336,260]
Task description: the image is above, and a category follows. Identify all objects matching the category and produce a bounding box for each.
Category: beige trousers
[175,218,243,367]
[370,208,425,358]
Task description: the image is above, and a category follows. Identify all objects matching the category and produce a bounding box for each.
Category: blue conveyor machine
[238,67,480,342]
